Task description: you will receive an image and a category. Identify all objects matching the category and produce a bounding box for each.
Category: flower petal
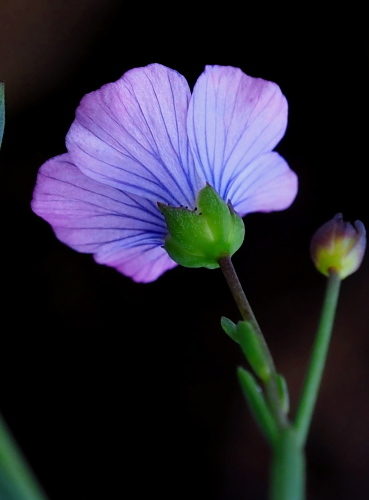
[66,63,204,207]
[226,152,298,216]
[187,65,294,206]
[97,244,178,283]
[31,154,177,282]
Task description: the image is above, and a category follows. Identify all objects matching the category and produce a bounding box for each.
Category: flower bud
[158,184,245,269]
[310,213,366,279]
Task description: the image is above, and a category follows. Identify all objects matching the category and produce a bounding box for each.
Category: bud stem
[294,270,341,446]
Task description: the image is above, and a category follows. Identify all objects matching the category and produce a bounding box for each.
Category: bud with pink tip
[310,213,366,279]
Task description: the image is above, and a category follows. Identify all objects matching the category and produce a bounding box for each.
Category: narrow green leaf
[276,374,290,415]
[237,321,271,381]
[237,367,279,447]
[0,413,48,500]
[220,316,239,343]
[0,468,22,500]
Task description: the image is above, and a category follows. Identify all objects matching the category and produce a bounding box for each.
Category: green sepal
[0,82,4,149]
[158,184,245,269]
[197,182,239,246]
[220,316,239,343]
[276,373,290,415]
[237,367,279,447]
[158,202,219,268]
[236,321,272,382]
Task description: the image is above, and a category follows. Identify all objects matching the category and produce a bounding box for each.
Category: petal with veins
[227,152,298,216]
[32,154,176,282]
[67,63,204,208]
[187,65,294,210]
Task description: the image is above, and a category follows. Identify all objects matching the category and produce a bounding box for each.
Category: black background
[1,2,369,499]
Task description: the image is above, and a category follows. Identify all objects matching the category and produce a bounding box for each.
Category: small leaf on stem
[220,316,239,343]
[237,320,272,382]
[237,367,279,447]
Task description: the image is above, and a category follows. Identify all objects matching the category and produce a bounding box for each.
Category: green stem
[294,270,341,446]
[219,256,307,499]
[218,255,262,336]
[218,255,288,429]
[270,428,305,500]
[0,412,48,500]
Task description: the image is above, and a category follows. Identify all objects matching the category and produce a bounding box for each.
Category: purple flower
[32,64,298,282]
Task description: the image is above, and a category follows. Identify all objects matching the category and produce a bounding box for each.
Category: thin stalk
[294,270,341,446]
[218,255,262,336]
[218,255,288,428]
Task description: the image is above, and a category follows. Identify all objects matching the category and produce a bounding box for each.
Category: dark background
[1,2,369,499]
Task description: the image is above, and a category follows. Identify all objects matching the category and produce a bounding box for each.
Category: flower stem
[0,412,49,500]
[218,255,288,428]
[218,255,261,334]
[218,256,306,499]
[270,428,305,500]
[294,270,341,446]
